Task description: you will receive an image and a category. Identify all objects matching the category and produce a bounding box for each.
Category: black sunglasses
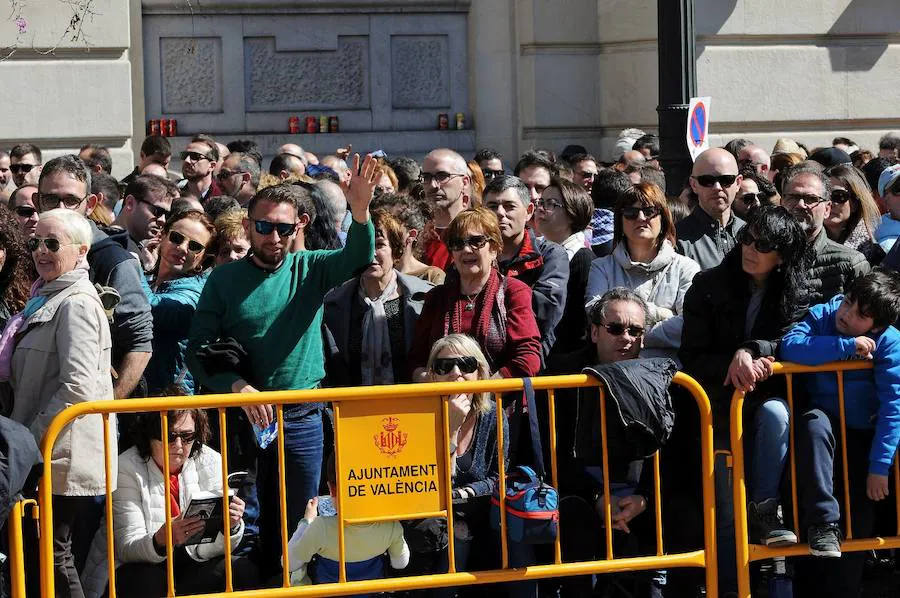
[136,197,170,219]
[253,220,297,237]
[27,237,67,252]
[783,193,828,207]
[180,150,212,162]
[594,322,645,338]
[432,356,479,376]
[621,205,661,220]
[155,429,198,444]
[38,193,86,210]
[692,174,738,188]
[446,235,489,252]
[482,169,504,179]
[741,192,767,205]
[167,230,206,253]
[14,206,36,218]
[423,171,464,185]
[10,164,35,175]
[739,228,777,254]
[830,189,852,205]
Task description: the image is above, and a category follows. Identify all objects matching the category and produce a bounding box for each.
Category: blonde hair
[214,208,248,243]
[426,334,492,414]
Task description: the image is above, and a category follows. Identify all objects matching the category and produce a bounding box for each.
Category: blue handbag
[490,378,559,544]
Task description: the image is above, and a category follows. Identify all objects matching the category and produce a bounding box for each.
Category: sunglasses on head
[739,228,777,254]
[10,164,35,175]
[27,237,69,253]
[431,356,479,376]
[692,174,738,188]
[167,230,206,253]
[594,321,645,338]
[446,234,489,252]
[741,192,767,205]
[621,205,661,220]
[830,189,852,205]
[14,206,36,218]
[253,220,297,237]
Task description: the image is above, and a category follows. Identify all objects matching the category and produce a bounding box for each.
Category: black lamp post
[657,0,697,196]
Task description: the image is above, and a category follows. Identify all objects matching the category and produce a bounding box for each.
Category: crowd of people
[1,129,900,598]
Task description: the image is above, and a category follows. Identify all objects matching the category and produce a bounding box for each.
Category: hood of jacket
[612,239,677,274]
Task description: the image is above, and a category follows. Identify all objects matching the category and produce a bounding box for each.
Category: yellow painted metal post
[730,389,751,598]
[546,388,562,564]
[836,371,853,539]
[442,395,456,573]
[598,387,614,560]
[103,414,117,598]
[7,500,27,598]
[653,452,663,557]
[218,408,233,591]
[786,375,800,538]
[332,401,347,585]
[276,404,291,587]
[496,393,509,570]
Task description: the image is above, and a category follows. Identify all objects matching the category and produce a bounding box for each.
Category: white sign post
[686,96,711,162]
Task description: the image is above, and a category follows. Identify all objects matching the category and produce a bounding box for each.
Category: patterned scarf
[443,268,507,369]
[359,270,400,385]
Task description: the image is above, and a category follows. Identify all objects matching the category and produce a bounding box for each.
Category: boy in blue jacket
[780,270,900,581]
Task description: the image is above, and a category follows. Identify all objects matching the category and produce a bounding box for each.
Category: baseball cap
[878,164,900,197]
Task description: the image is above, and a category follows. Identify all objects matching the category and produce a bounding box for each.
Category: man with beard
[110,175,172,272]
[420,148,471,270]
[781,162,869,304]
[676,148,746,270]
[187,155,379,580]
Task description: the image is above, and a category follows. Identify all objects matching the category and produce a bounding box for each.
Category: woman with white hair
[5,208,116,598]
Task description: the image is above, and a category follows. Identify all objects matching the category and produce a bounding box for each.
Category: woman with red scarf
[410,207,541,380]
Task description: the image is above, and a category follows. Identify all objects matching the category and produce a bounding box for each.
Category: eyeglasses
[621,205,661,220]
[14,206,36,218]
[741,192,767,205]
[594,322,645,338]
[253,220,297,237]
[180,151,211,162]
[830,190,852,205]
[482,169,504,180]
[535,198,563,211]
[692,174,738,188]
[136,197,170,219]
[10,164,36,175]
[446,234,489,252]
[27,237,72,253]
[167,230,206,253]
[432,356,479,376]
[37,193,86,210]
[156,430,197,444]
[422,171,465,186]
[216,168,246,180]
[739,228,777,254]
[783,193,828,207]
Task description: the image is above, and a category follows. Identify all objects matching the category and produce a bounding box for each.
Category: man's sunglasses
[253,220,297,237]
[692,174,738,188]
[27,237,70,253]
[783,193,828,207]
[830,190,852,205]
[739,228,777,254]
[38,193,86,210]
[446,234,489,252]
[482,169,504,180]
[741,192,767,205]
[14,206,36,218]
[136,197,170,219]
[216,168,246,180]
[167,230,206,254]
[621,205,661,220]
[423,171,464,185]
[432,356,479,376]
[594,322,645,338]
[10,164,36,175]
[180,151,212,162]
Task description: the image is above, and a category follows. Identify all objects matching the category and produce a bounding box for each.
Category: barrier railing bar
[275,404,290,588]
[332,401,347,586]
[731,387,751,598]
[441,395,456,573]
[598,386,613,560]
[546,388,562,565]
[7,499,33,598]
[653,452,663,557]
[103,413,117,598]
[161,411,176,597]
[836,371,853,539]
[496,394,508,570]
[748,535,900,560]
[786,374,800,539]
[218,408,233,592]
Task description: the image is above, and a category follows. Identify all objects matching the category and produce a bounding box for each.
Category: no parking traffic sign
[686,96,711,161]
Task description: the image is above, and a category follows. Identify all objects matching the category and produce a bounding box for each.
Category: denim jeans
[749,397,790,504]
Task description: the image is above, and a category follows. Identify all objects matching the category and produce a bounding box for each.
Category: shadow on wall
[826,0,892,71]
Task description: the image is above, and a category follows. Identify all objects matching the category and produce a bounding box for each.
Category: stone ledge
[141,0,471,15]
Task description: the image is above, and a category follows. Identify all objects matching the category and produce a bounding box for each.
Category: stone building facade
[4,0,898,177]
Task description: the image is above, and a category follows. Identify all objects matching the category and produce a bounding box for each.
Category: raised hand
[347,153,382,224]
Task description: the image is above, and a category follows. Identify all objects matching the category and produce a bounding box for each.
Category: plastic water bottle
[768,557,793,598]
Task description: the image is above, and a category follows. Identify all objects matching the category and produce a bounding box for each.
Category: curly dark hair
[0,205,35,314]
[133,408,211,462]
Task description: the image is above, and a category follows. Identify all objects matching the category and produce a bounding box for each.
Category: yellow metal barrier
[25,372,717,597]
[731,360,900,597]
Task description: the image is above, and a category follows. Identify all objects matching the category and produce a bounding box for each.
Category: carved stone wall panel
[244,36,369,110]
[160,37,223,113]
[390,35,450,108]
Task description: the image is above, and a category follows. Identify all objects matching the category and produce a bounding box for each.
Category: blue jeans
[749,397,790,504]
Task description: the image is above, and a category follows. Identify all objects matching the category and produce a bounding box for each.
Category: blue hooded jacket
[142,272,209,395]
[780,295,900,476]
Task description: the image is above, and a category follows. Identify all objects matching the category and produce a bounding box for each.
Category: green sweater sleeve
[186,273,241,393]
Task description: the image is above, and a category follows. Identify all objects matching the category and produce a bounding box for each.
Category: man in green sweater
[187,154,380,575]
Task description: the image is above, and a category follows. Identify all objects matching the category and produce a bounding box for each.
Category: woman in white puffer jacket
[82,409,258,597]
[585,182,700,361]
